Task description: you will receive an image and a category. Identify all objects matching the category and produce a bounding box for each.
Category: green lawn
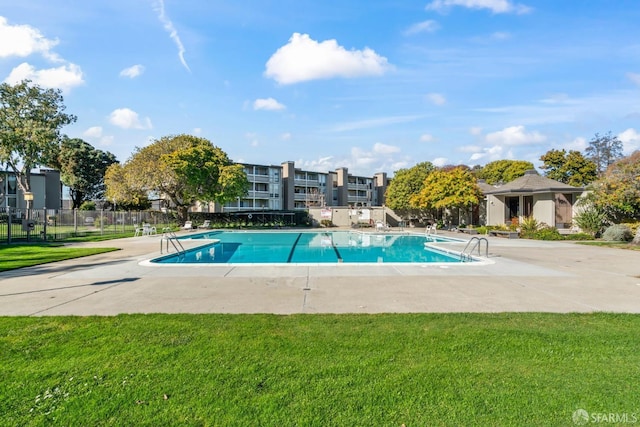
[1,313,638,426]
[0,245,119,272]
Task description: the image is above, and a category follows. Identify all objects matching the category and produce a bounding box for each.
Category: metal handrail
[460,237,489,262]
[160,228,185,255]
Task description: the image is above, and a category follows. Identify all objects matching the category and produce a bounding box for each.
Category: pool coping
[2,229,640,315]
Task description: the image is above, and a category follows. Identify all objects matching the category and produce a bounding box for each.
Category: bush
[320,219,334,228]
[475,226,488,235]
[564,232,594,241]
[532,226,563,240]
[79,201,96,211]
[601,224,633,242]
[573,206,606,237]
[519,216,541,238]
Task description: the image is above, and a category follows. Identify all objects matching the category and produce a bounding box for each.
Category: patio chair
[197,220,211,230]
[182,221,194,231]
[142,223,157,235]
[375,221,390,232]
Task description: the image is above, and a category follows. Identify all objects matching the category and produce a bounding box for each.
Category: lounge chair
[182,221,194,231]
[375,221,389,232]
[197,220,211,230]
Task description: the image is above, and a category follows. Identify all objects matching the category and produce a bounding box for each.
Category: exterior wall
[486,195,506,225]
[281,161,295,210]
[533,194,555,226]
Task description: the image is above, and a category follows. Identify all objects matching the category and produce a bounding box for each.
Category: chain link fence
[0,208,171,243]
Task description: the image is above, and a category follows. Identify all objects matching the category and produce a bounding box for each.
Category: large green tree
[384,162,435,218]
[105,135,249,221]
[55,138,118,209]
[585,151,640,222]
[411,167,481,211]
[476,160,534,184]
[585,131,624,175]
[539,149,597,186]
[0,80,76,197]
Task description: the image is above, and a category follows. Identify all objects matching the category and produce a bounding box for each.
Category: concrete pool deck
[1,230,639,315]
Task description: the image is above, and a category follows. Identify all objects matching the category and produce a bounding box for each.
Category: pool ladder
[460,237,489,262]
[160,228,186,256]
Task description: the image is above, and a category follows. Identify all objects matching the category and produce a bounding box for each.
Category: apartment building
[200,161,389,212]
[0,169,62,210]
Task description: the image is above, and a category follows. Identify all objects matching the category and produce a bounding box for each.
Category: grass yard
[0,245,119,272]
[1,313,639,426]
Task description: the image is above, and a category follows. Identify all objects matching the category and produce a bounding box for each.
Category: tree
[0,80,76,198]
[105,135,249,221]
[55,138,118,209]
[410,167,482,215]
[585,151,640,222]
[104,163,151,210]
[384,162,436,217]
[539,149,597,186]
[476,160,534,184]
[585,131,623,175]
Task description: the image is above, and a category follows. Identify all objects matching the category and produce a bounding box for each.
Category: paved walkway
[1,230,639,315]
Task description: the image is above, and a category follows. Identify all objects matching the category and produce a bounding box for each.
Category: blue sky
[1,0,639,177]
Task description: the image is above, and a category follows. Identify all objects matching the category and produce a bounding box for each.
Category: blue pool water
[151,230,465,264]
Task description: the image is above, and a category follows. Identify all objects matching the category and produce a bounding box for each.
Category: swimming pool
[151,230,468,265]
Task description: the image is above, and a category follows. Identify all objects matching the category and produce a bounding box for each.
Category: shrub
[320,219,334,228]
[475,226,488,235]
[519,216,541,238]
[573,206,606,237]
[601,224,633,242]
[564,232,594,241]
[79,201,96,211]
[532,226,563,240]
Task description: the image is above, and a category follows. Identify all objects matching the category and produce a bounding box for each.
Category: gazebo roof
[483,170,584,195]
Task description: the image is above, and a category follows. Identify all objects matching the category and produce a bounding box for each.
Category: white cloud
[82,126,113,146]
[426,0,531,14]
[432,157,448,167]
[0,16,60,61]
[4,62,84,93]
[372,142,401,155]
[264,33,391,85]
[120,64,145,78]
[618,128,640,154]
[627,72,640,87]
[468,145,511,162]
[253,97,286,111]
[193,127,202,135]
[426,92,447,106]
[469,126,483,135]
[281,132,292,140]
[485,125,546,146]
[151,0,190,72]
[404,20,440,36]
[563,136,587,152]
[83,126,103,139]
[108,108,152,130]
[420,133,436,142]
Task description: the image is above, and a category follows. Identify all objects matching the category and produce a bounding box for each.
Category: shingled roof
[483,169,584,195]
